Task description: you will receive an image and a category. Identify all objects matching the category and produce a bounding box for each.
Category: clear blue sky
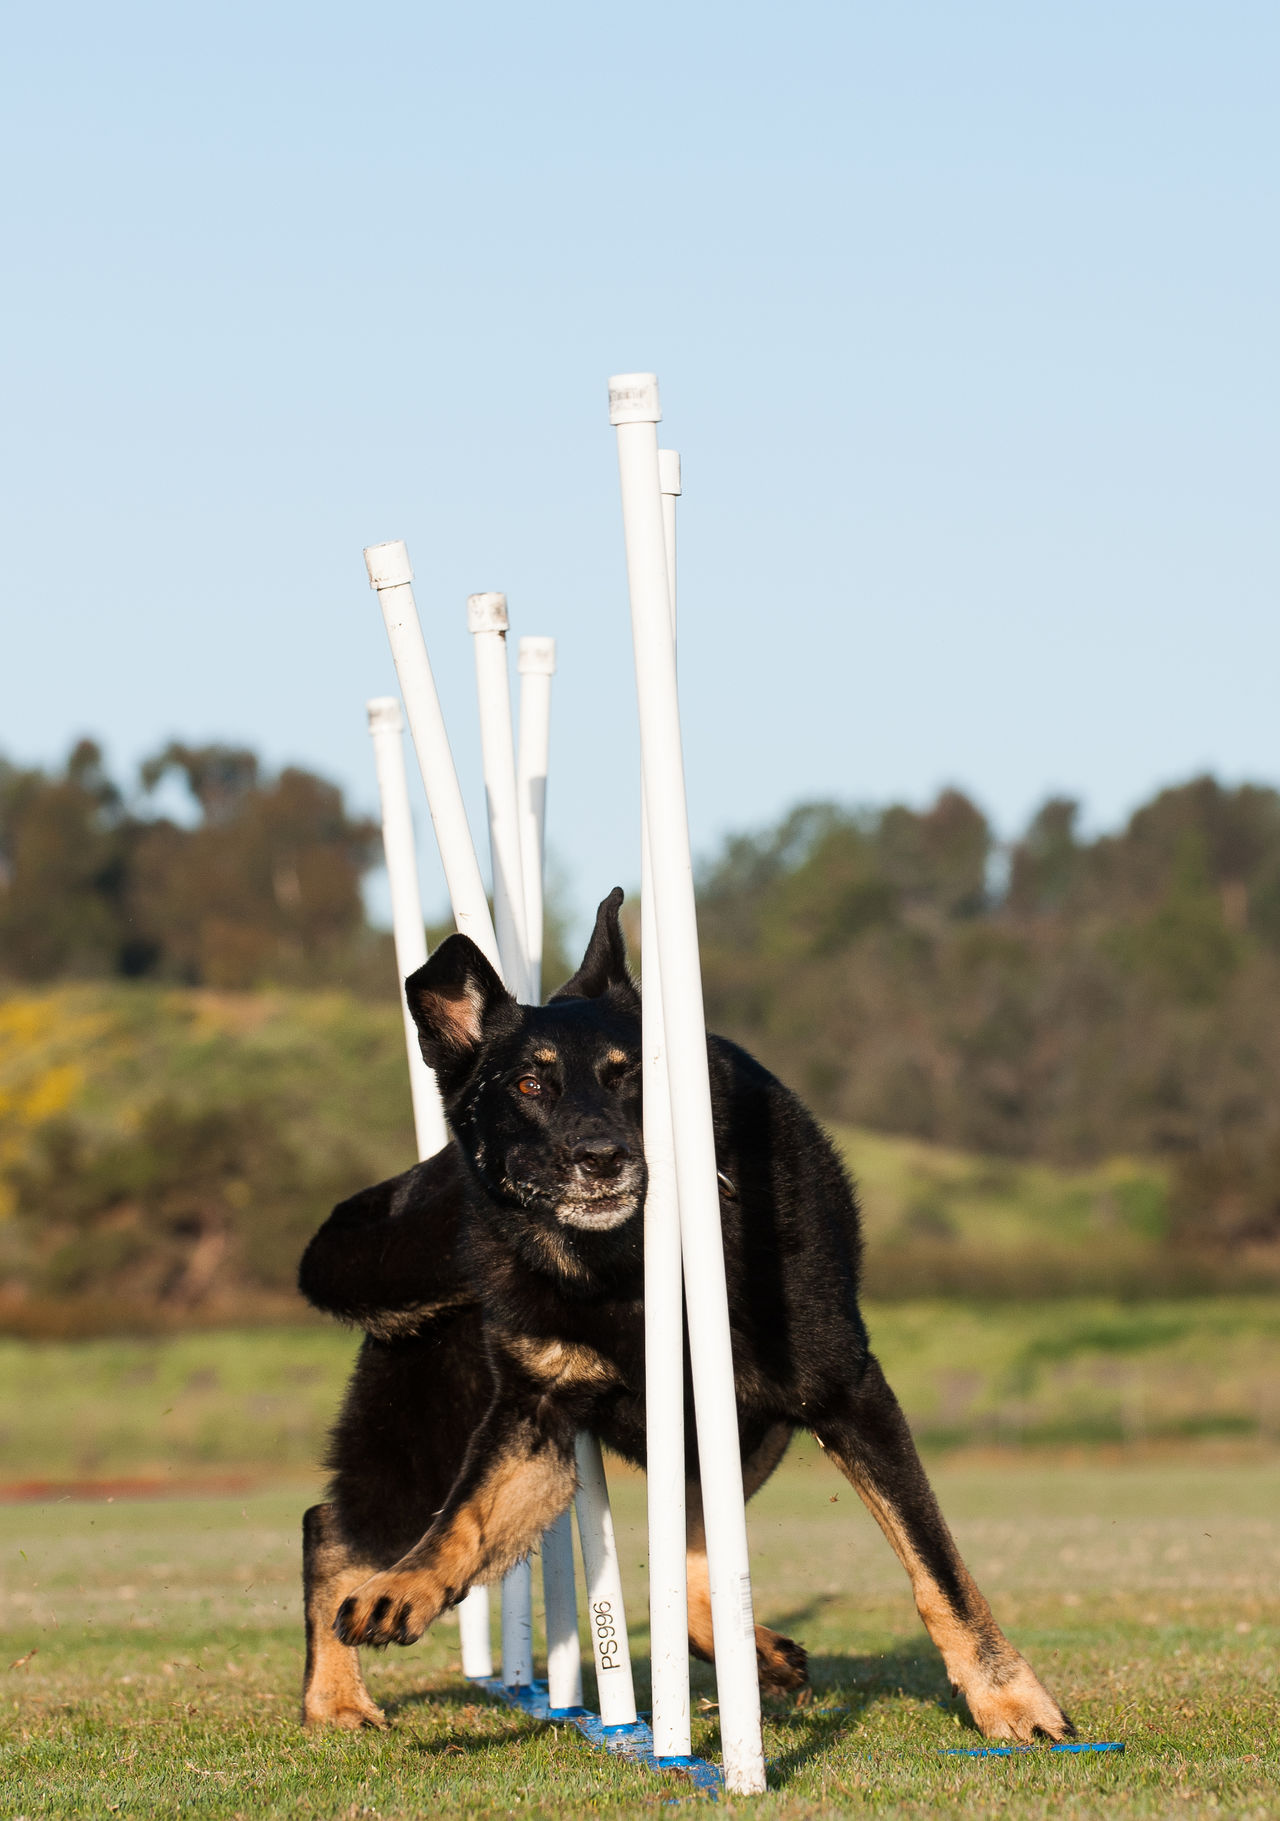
[3,1,1276,936]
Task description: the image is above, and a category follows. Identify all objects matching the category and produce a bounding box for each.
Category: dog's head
[406,888,645,1271]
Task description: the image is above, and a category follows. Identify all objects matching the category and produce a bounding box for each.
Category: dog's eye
[516,1075,542,1097]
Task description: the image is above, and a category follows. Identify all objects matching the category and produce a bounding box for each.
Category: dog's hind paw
[963,1659,1075,1744]
[334,1569,444,1649]
[303,1693,387,1730]
[756,1625,810,1696]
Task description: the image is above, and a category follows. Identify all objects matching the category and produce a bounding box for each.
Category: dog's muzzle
[554,1146,644,1231]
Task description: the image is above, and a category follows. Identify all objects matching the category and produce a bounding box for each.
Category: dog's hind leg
[685,1424,809,1698]
[302,1504,388,1728]
[811,1356,1074,1743]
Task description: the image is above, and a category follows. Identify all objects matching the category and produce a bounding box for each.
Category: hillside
[2,982,1267,1337]
[8,745,1280,1251]
[0,984,415,1334]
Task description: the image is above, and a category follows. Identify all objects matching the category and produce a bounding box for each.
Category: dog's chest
[501,1333,621,1393]
[494,1293,645,1399]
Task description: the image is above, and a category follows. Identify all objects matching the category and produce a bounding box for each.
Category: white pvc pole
[364,544,497,1679]
[363,691,492,1678]
[471,597,615,1707]
[659,449,681,613]
[610,374,765,1794]
[366,697,450,1161]
[467,592,531,1003]
[456,1579,494,1679]
[642,449,690,1760]
[364,548,623,1709]
[465,590,538,1682]
[364,542,502,972]
[516,636,556,1002]
[574,1435,638,1727]
[541,1512,583,1710]
[512,633,584,1711]
[500,1561,534,1690]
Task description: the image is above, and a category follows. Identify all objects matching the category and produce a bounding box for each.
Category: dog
[299,889,1072,1742]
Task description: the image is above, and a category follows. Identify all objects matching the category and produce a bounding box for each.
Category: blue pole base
[468,1677,723,1798]
[944,1741,1126,1757]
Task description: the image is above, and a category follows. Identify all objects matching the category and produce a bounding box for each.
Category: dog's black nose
[572,1141,629,1181]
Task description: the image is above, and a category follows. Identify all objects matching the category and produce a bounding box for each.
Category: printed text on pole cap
[467,592,509,633]
[608,373,662,426]
[364,541,414,590]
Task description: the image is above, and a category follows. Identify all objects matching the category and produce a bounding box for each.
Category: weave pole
[516,637,555,1000]
[467,593,534,1003]
[573,1434,639,1727]
[467,591,640,1716]
[610,374,767,1795]
[362,690,492,1677]
[465,591,538,1689]
[365,542,508,1673]
[365,698,449,1161]
[364,539,670,1774]
[515,634,584,1715]
[642,446,691,1761]
[364,543,501,972]
[470,600,634,1715]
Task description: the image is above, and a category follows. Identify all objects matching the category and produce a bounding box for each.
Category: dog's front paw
[334,1570,443,1648]
[963,1659,1075,1743]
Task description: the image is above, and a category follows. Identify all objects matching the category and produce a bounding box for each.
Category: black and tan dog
[299,889,1072,1742]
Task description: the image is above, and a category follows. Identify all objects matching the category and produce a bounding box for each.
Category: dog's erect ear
[406,935,519,1080]
[550,887,638,1008]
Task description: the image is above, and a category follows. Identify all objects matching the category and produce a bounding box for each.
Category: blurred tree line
[698,779,1280,1254]
[2,740,1279,1294]
[0,738,575,994]
[0,739,382,989]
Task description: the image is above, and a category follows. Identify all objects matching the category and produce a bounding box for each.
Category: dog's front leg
[334,1393,576,1650]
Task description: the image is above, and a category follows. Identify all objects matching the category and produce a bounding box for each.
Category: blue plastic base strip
[944,1741,1125,1758]
[469,1678,723,1799]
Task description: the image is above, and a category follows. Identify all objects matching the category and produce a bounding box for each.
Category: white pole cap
[467,591,509,633]
[658,449,682,496]
[518,635,556,675]
[364,540,414,590]
[609,373,662,426]
[366,695,403,734]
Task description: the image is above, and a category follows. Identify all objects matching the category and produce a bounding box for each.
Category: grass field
[2,1454,1277,1818]
[3,1299,1279,1486]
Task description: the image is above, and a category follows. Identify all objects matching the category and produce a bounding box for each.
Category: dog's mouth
[504,1154,645,1233]
[554,1193,639,1232]
[553,1163,644,1232]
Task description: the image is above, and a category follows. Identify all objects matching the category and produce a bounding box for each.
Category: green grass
[844,1127,1169,1252]
[832,1127,1246,1297]
[4,1300,1279,1485]
[0,1327,357,1484]
[2,1456,1277,1817]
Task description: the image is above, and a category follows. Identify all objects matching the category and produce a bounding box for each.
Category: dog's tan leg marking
[302,1504,386,1728]
[335,1432,575,1650]
[815,1357,1073,1743]
[846,1470,1068,1740]
[685,1425,808,1696]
